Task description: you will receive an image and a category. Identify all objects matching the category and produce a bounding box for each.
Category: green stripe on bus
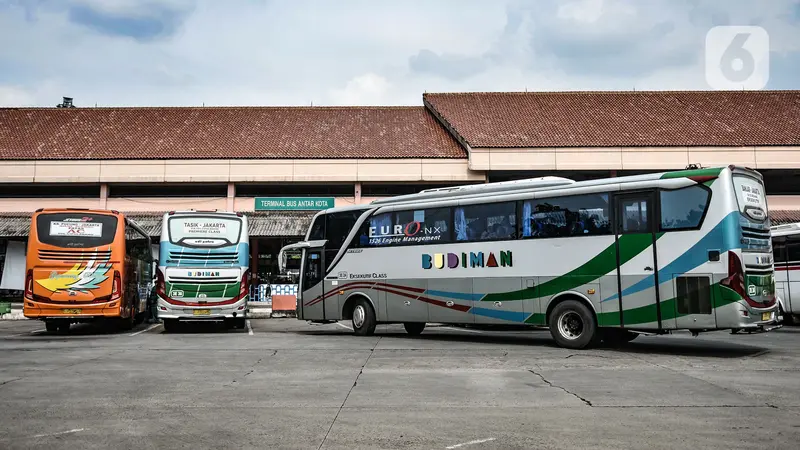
[482,233,660,303]
[660,167,722,179]
[596,284,743,326]
[165,282,240,298]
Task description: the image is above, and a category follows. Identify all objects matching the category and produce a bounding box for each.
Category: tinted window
[308,216,325,241]
[455,202,516,241]
[619,197,650,234]
[358,207,452,247]
[773,237,786,263]
[325,211,361,250]
[522,194,611,238]
[660,185,710,230]
[36,213,118,248]
[788,237,800,263]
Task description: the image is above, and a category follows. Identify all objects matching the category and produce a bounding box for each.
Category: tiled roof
[0,106,465,160]
[423,91,800,148]
[0,211,316,238]
[769,210,800,226]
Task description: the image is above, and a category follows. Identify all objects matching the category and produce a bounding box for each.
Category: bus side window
[659,185,711,231]
[788,237,800,264]
[773,237,786,264]
[522,194,610,238]
[455,202,516,241]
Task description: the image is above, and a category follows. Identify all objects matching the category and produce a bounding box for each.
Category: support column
[99,183,109,209]
[226,183,235,211]
[354,182,362,204]
[250,238,259,285]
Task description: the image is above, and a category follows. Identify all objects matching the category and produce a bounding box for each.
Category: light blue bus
[155,210,250,332]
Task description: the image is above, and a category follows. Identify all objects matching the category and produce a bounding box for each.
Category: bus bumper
[22,298,123,320]
[730,302,781,333]
[156,298,248,321]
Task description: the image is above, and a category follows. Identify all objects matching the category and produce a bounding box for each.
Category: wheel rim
[353,305,365,329]
[557,311,584,340]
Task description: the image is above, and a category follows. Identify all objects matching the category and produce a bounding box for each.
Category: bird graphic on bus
[36,260,113,292]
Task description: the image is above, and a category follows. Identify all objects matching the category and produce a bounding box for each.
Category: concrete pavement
[1,319,799,449]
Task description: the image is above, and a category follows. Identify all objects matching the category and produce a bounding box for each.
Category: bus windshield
[35,213,118,248]
[167,215,243,247]
[733,174,768,221]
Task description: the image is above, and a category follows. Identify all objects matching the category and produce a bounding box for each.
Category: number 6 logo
[705,26,769,90]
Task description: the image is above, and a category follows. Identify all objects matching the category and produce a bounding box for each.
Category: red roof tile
[0,106,465,160]
[769,210,800,226]
[424,91,800,148]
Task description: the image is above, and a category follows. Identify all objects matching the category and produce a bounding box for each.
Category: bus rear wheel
[45,320,59,333]
[403,322,425,336]
[351,298,376,336]
[548,300,599,349]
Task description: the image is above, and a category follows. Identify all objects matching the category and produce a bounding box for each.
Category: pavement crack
[227,357,263,387]
[0,377,22,388]
[318,337,382,450]
[529,369,592,407]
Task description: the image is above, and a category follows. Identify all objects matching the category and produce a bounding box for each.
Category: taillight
[24,270,33,298]
[721,252,775,308]
[155,270,166,297]
[111,271,121,299]
[240,272,249,297]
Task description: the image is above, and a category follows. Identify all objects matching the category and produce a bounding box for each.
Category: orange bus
[23,209,154,333]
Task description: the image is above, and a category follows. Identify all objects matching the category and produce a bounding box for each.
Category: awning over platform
[0,211,318,239]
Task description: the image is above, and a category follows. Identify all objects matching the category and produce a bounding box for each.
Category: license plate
[762,312,772,321]
[193,309,211,316]
[62,308,82,314]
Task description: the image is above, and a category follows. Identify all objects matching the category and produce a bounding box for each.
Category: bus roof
[312,165,750,216]
[34,208,123,216]
[770,222,800,237]
[166,210,243,216]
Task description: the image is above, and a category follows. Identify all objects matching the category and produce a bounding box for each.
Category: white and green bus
[279,166,780,349]
[156,210,250,332]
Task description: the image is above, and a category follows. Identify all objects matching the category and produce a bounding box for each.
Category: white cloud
[0,86,35,106]
[0,0,797,108]
[328,73,392,106]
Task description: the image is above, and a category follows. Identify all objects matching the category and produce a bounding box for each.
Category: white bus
[156,210,250,332]
[279,166,780,349]
[771,222,800,324]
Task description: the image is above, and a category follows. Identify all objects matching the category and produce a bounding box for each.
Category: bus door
[300,250,325,321]
[614,192,662,329]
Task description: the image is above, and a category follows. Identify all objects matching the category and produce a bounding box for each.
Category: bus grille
[740,226,771,249]
[167,251,239,264]
[38,249,112,262]
[168,276,240,284]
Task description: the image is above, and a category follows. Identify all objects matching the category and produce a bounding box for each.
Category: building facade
[1,90,799,293]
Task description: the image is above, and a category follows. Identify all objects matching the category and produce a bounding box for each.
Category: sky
[0,0,798,107]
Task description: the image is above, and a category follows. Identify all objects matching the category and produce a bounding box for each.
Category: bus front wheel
[352,298,376,336]
[163,319,179,333]
[548,300,599,349]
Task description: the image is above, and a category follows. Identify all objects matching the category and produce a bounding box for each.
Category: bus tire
[45,320,58,333]
[403,322,425,336]
[548,300,599,349]
[163,319,179,333]
[352,298,376,336]
[600,328,638,347]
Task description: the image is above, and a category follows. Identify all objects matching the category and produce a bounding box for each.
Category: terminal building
[1,90,799,293]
